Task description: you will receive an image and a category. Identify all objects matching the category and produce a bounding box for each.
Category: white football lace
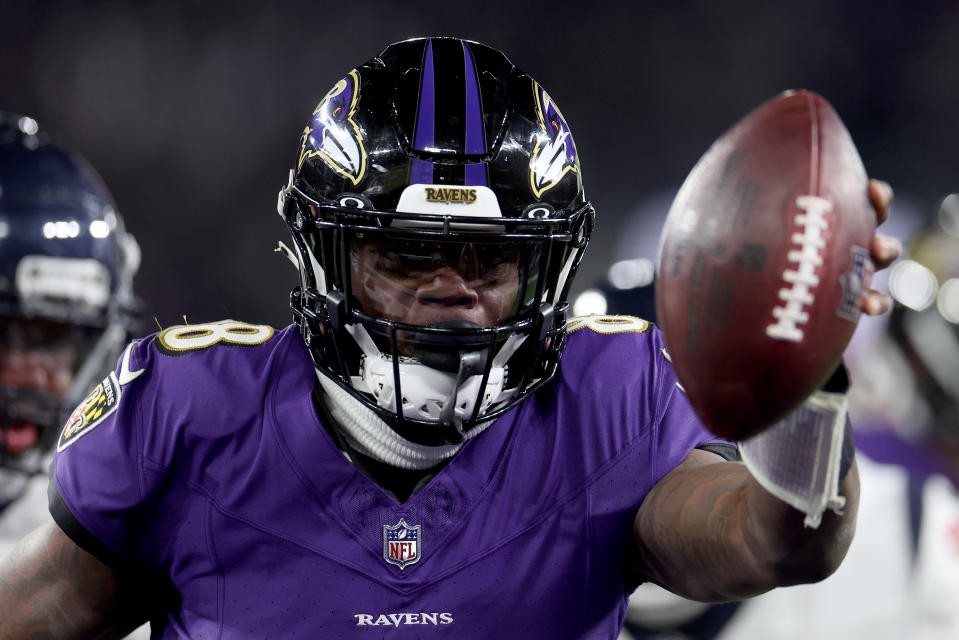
[766,195,832,343]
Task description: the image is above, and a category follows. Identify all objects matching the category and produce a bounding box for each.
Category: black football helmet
[0,112,140,494]
[279,37,593,446]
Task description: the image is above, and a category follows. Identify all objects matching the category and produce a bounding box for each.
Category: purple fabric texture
[854,428,955,482]
[52,322,722,638]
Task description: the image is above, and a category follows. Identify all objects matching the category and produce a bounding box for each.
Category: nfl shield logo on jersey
[383,518,421,570]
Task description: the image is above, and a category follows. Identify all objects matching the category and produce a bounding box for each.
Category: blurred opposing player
[0,39,899,638]
[0,112,140,557]
[845,212,959,639]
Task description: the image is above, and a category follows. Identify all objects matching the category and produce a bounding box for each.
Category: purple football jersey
[51,318,725,639]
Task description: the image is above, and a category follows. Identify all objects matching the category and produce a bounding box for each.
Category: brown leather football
[656,90,876,440]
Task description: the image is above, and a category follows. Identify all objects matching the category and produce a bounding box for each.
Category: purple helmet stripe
[463,42,484,155]
[413,40,435,151]
[465,163,486,186]
[463,42,487,187]
[410,40,435,184]
[410,158,433,184]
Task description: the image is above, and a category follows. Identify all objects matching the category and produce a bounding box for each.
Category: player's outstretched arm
[631,178,892,602]
[631,448,859,602]
[0,517,148,639]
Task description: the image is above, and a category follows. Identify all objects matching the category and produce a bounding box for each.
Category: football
[656,90,876,441]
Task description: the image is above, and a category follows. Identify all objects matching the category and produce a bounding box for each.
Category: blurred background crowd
[2,0,958,326]
[2,1,959,638]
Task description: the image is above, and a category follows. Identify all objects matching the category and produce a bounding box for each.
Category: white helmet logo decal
[298,70,368,186]
[529,81,579,199]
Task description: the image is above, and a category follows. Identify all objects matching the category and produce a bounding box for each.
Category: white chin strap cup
[347,324,524,425]
[357,355,504,423]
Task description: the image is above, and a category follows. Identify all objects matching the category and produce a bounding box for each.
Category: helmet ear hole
[523,203,554,219]
[336,194,373,209]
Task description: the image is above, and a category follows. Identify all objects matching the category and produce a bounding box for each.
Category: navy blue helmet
[0,112,140,495]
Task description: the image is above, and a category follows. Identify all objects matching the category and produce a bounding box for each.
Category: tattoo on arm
[632,449,858,602]
[634,455,763,601]
[0,519,148,639]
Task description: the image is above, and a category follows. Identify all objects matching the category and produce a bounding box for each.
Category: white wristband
[738,390,850,528]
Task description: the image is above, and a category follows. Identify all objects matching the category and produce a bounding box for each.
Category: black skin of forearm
[0,518,148,640]
[631,449,860,602]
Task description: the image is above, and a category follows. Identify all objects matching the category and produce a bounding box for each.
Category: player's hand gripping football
[655,91,903,441]
[862,178,901,315]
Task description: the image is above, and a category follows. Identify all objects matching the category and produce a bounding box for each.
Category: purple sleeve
[648,327,733,484]
[558,321,733,484]
[49,324,284,569]
[49,338,153,567]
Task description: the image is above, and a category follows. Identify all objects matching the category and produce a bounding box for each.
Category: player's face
[0,317,79,456]
[350,237,521,329]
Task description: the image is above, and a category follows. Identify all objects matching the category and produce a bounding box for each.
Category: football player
[0,39,900,638]
[0,112,140,555]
